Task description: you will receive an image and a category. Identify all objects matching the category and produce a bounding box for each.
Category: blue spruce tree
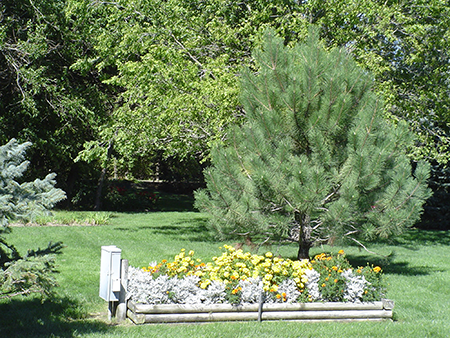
[1,139,66,298]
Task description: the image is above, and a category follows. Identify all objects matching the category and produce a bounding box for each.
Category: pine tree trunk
[296,213,312,260]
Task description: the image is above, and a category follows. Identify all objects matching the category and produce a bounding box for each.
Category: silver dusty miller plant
[341,269,369,303]
[127,265,377,305]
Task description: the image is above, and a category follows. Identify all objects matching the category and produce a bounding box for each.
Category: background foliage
[1,0,449,226]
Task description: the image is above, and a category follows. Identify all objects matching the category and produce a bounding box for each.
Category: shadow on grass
[345,252,445,277]
[335,229,450,277]
[0,296,112,338]
[371,229,450,250]
[139,216,214,242]
[394,228,450,247]
[155,193,196,212]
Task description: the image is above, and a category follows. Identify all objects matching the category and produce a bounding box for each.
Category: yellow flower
[338,250,345,255]
[264,274,273,281]
[373,266,382,273]
[265,252,273,258]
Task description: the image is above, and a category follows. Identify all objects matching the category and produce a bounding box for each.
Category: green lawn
[1,210,449,337]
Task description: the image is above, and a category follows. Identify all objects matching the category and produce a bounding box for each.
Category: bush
[102,181,159,211]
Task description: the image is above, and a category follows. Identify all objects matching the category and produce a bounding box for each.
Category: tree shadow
[0,296,113,338]
[371,229,450,250]
[344,253,444,277]
[393,228,450,247]
[138,216,214,242]
[155,193,196,212]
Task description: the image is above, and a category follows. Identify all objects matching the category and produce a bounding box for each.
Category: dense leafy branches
[303,0,450,163]
[0,0,111,202]
[195,29,432,259]
[70,0,450,182]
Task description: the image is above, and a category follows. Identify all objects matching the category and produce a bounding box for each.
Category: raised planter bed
[126,299,394,324]
[100,248,394,324]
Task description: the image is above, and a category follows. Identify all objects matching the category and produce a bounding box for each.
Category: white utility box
[99,245,122,302]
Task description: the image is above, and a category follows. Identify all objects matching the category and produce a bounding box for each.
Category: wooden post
[116,259,129,322]
[257,289,264,322]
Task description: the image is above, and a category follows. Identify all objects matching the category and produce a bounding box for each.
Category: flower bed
[125,246,393,324]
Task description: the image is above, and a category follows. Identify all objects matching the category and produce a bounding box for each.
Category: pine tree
[1,139,66,298]
[194,28,432,259]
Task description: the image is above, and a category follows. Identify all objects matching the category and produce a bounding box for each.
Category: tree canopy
[1,0,111,204]
[68,0,450,181]
[1,0,448,211]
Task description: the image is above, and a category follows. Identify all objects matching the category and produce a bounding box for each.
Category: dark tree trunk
[94,141,113,211]
[296,213,312,260]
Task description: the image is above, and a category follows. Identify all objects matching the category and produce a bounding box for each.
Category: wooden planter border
[127,299,394,324]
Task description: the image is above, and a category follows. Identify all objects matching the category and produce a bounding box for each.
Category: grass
[1,209,450,337]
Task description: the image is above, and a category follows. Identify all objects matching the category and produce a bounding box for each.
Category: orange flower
[232,288,241,295]
[373,266,382,273]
